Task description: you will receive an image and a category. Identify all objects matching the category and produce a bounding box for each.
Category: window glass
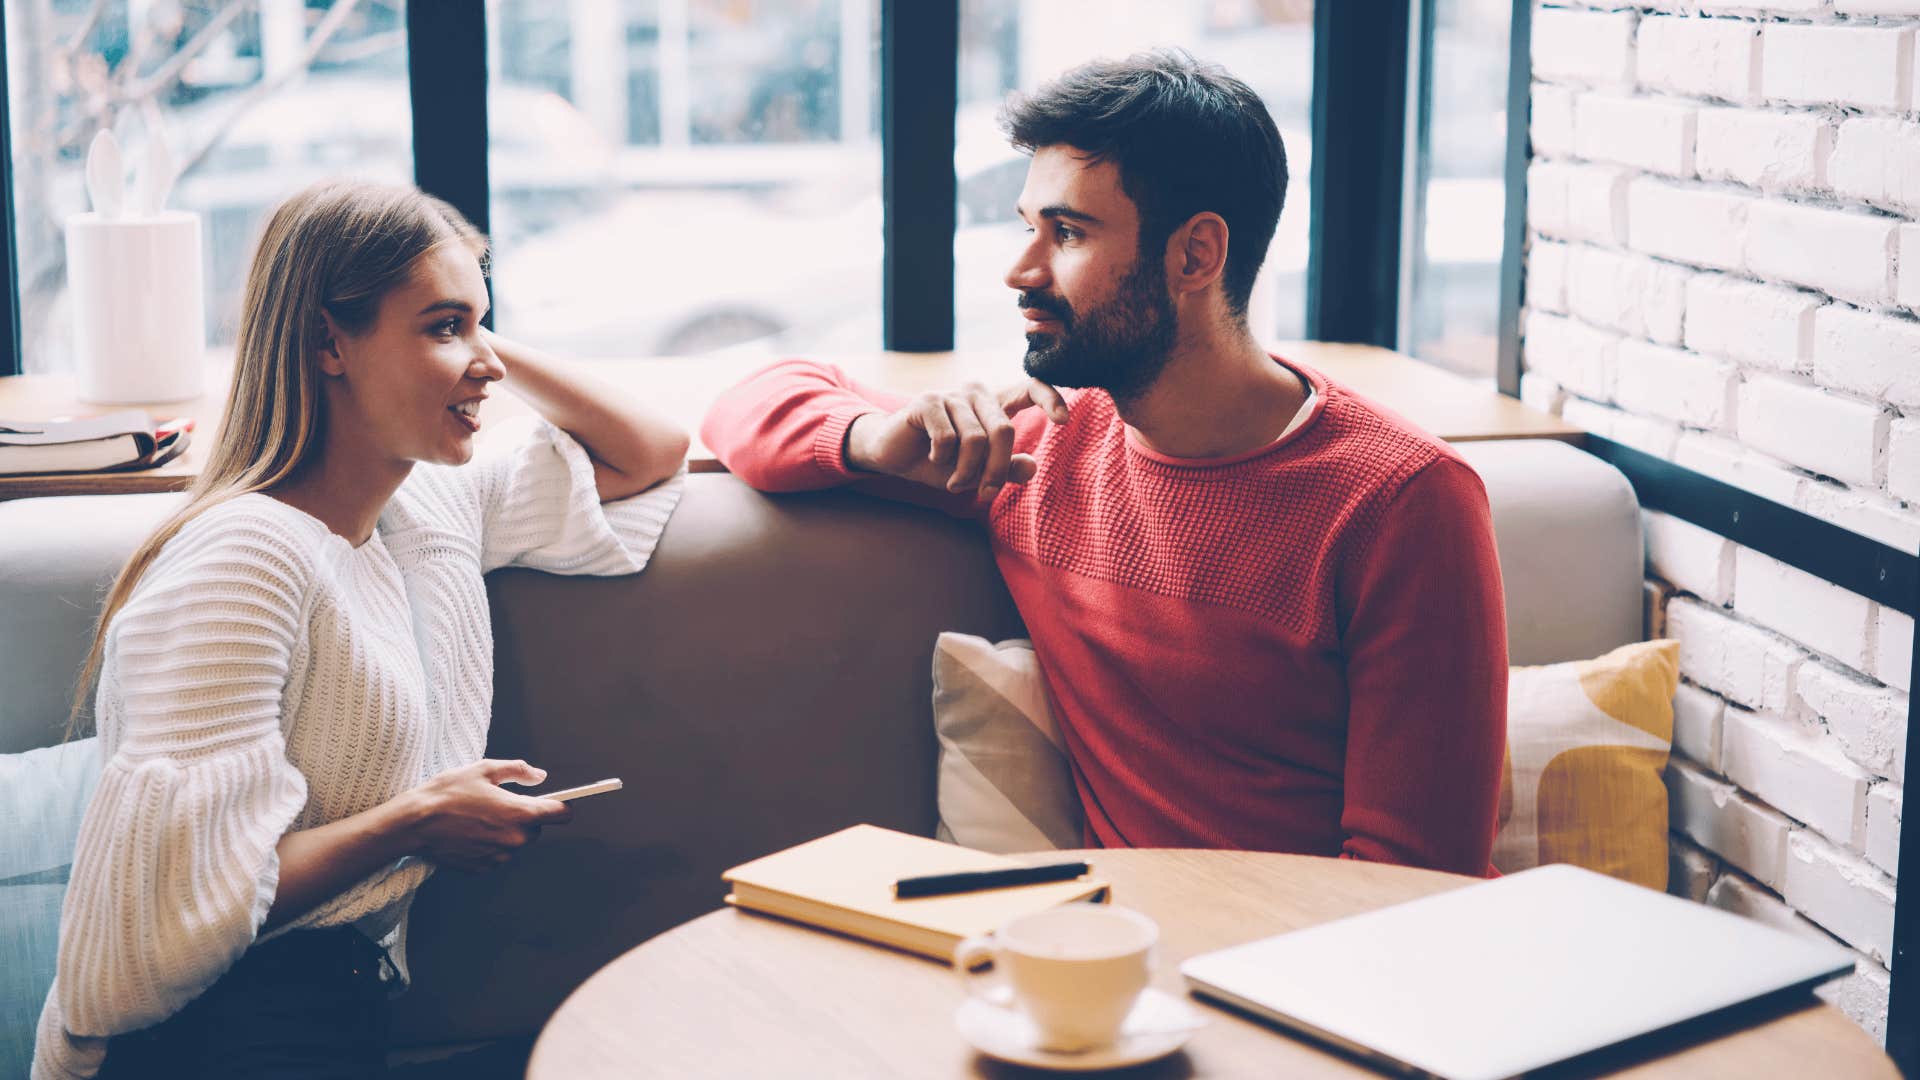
[954,0,1314,356]
[1404,0,1508,379]
[489,0,882,360]
[4,0,411,374]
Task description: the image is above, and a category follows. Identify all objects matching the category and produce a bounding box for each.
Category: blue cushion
[1,738,102,1079]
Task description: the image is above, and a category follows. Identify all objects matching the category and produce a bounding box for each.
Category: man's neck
[1115,326,1308,460]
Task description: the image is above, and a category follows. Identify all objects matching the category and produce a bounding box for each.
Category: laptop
[1180,863,1854,1080]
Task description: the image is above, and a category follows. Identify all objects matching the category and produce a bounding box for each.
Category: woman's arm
[485,331,690,501]
[265,759,571,931]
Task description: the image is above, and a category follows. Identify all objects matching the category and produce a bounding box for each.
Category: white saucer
[954,987,1203,1072]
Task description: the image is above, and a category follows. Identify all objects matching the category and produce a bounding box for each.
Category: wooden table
[0,343,1579,500]
[526,850,1892,1078]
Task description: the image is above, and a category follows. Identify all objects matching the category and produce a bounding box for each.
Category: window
[953,0,1314,355]
[3,0,411,374]
[3,2,1346,375]
[486,0,882,360]
[1401,0,1509,380]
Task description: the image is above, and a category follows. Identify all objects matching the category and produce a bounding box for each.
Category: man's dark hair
[999,48,1287,321]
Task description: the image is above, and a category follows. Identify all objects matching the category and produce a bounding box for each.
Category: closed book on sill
[0,411,174,475]
[722,824,1110,964]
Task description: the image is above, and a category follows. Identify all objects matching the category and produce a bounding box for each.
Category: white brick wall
[1618,341,1735,426]
[1524,311,1617,399]
[1695,108,1828,193]
[1529,240,1571,313]
[1575,93,1696,176]
[1743,201,1896,306]
[1668,759,1793,886]
[1735,376,1885,486]
[1722,709,1870,845]
[1878,610,1913,693]
[1566,163,1633,246]
[1645,511,1734,605]
[1567,248,1688,343]
[1669,837,1719,902]
[1865,783,1901,874]
[1828,118,1920,213]
[1637,16,1759,103]
[1799,482,1920,552]
[1626,179,1748,269]
[1673,433,1805,504]
[1533,84,1577,159]
[1683,275,1816,373]
[1760,24,1913,112]
[1812,306,1920,409]
[1890,419,1920,502]
[1534,8,1638,87]
[1732,549,1874,671]
[1799,661,1910,780]
[1899,225,1920,310]
[1666,599,1803,713]
[1784,831,1896,963]
[1523,3,1910,1042]
[1674,681,1729,767]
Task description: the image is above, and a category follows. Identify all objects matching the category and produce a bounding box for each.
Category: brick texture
[1637,16,1758,102]
[1694,108,1829,193]
[1523,3,1915,1042]
[1683,275,1817,373]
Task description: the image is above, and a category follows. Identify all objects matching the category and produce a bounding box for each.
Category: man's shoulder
[1296,377,1468,495]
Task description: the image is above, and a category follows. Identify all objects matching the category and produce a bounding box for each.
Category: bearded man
[700,49,1508,875]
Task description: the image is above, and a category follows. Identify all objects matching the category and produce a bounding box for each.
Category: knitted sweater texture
[703,356,1507,875]
[33,418,683,1079]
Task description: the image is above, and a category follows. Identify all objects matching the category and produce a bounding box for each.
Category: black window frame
[0,0,1409,371]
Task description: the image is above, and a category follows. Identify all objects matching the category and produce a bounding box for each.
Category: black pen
[894,861,1091,898]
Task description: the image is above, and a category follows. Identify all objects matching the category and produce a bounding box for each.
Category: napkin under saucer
[954,987,1203,1072]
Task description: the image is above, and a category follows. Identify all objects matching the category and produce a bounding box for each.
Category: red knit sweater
[702,356,1507,875]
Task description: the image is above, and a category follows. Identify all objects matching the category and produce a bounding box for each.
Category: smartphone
[536,777,624,802]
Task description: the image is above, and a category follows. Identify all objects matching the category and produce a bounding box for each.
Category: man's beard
[1020,254,1178,406]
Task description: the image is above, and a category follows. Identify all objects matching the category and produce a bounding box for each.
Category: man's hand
[845,379,1070,503]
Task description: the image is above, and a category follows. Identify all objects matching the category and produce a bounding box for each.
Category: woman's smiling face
[320,243,505,467]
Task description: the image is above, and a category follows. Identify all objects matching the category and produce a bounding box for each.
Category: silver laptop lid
[1180,863,1854,1080]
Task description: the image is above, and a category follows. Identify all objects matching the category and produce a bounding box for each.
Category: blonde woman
[32,180,688,1079]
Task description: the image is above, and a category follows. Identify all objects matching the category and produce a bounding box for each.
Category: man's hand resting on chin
[843,379,1071,506]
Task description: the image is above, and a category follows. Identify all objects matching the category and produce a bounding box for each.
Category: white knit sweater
[32,418,684,1079]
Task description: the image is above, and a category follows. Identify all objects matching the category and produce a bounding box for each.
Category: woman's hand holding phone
[403,758,577,871]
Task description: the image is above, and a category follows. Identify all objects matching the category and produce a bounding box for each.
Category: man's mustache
[1018,291,1072,324]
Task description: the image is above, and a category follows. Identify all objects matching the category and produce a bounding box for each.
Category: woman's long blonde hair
[67,179,486,735]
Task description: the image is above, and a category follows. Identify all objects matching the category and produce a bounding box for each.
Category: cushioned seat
[0,437,1642,1049]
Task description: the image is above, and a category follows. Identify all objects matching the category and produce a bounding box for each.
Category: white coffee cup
[954,904,1158,1053]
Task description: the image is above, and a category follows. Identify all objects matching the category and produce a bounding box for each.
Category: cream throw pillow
[931,633,1084,853]
[930,633,1679,884]
[1493,639,1680,889]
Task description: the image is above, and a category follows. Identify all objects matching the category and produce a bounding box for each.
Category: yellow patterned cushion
[1492,640,1680,889]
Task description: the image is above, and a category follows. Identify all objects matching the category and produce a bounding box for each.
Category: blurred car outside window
[490,0,884,362]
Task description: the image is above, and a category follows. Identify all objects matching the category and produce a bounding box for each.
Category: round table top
[528,849,1893,1078]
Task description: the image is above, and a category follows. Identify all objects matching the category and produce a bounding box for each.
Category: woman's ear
[316,312,348,377]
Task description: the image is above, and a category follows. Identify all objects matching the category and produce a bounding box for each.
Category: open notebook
[722,824,1110,963]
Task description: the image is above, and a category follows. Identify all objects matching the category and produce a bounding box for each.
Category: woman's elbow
[629,427,692,494]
